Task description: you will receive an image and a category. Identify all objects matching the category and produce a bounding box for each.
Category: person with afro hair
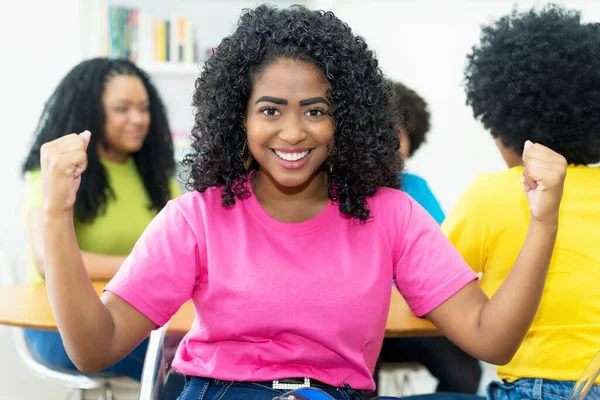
[37,5,567,399]
[443,5,600,400]
[392,81,445,223]
[371,82,482,397]
[21,58,180,381]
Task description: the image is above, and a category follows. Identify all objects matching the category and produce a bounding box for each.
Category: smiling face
[99,75,150,163]
[245,58,334,190]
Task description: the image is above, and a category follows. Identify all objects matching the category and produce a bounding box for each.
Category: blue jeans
[487,378,600,400]
[176,377,363,400]
[24,329,148,381]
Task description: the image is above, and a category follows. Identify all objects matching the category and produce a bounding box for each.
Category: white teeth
[274,150,310,161]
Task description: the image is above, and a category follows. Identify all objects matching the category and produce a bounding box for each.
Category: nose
[129,109,145,124]
[278,115,306,145]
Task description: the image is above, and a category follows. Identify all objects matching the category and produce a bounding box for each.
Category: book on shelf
[106,5,200,64]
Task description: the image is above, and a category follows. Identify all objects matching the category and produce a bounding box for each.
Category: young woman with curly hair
[443,5,600,400]
[38,5,567,399]
[22,58,179,381]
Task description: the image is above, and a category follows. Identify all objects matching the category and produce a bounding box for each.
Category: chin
[123,142,145,154]
[271,169,322,189]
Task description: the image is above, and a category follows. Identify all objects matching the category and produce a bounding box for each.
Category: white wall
[0,1,83,396]
[310,0,600,212]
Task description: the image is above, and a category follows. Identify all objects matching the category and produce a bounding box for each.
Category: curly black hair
[465,4,600,165]
[22,58,175,221]
[183,4,402,220]
[390,81,431,157]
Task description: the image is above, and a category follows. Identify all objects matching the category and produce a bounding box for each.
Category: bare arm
[28,208,126,281]
[427,141,566,365]
[41,132,154,372]
[428,219,556,364]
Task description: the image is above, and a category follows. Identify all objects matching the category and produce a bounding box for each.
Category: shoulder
[401,172,435,198]
[368,186,414,210]
[402,172,427,187]
[463,168,522,204]
[168,187,224,217]
[366,186,423,229]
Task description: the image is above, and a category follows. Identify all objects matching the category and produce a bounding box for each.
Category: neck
[97,144,129,164]
[252,169,329,222]
[494,138,523,169]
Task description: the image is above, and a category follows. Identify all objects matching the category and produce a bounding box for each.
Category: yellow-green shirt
[442,165,600,383]
[24,158,180,283]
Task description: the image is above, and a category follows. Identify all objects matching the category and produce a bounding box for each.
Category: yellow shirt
[442,165,600,383]
[24,158,181,283]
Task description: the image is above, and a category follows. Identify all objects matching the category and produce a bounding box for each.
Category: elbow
[73,362,101,375]
[480,348,516,366]
[68,353,112,375]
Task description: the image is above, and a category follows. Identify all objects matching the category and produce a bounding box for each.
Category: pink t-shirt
[105,185,476,390]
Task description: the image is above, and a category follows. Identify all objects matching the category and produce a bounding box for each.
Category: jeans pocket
[177,378,211,400]
[487,380,519,400]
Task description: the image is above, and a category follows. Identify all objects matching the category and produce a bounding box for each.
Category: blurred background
[1,0,599,398]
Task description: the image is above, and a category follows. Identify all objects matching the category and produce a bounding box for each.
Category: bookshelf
[137,62,202,77]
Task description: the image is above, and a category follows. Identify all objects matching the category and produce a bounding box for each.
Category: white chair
[139,326,186,400]
[567,349,600,400]
[379,361,423,396]
[0,244,140,400]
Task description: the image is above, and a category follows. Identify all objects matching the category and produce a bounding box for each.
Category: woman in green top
[21,58,180,381]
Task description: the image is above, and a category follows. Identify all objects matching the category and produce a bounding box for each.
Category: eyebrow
[254,96,329,106]
[255,96,288,105]
[299,97,328,106]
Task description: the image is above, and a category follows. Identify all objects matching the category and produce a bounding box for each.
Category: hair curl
[464,4,600,164]
[390,81,430,157]
[183,5,402,220]
[22,58,175,221]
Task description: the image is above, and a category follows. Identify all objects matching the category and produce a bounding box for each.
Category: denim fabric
[487,378,600,400]
[24,329,148,381]
[176,377,363,400]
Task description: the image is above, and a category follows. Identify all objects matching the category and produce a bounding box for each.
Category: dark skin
[495,137,525,168]
[246,60,334,223]
[39,58,567,374]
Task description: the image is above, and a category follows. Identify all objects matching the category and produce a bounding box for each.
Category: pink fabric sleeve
[394,197,478,317]
[104,201,202,327]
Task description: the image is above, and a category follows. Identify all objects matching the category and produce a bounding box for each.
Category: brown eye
[305,108,325,117]
[261,107,280,117]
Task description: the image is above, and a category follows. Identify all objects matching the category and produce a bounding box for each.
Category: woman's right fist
[41,131,91,215]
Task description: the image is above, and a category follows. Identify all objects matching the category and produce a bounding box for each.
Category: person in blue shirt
[394,81,445,224]
[368,82,482,397]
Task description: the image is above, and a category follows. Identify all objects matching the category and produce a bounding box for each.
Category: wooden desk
[0,282,437,337]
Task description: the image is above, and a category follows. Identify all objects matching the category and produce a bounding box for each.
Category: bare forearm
[43,212,117,371]
[478,220,558,362]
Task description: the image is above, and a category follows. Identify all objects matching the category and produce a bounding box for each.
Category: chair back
[567,349,600,400]
[139,326,186,399]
